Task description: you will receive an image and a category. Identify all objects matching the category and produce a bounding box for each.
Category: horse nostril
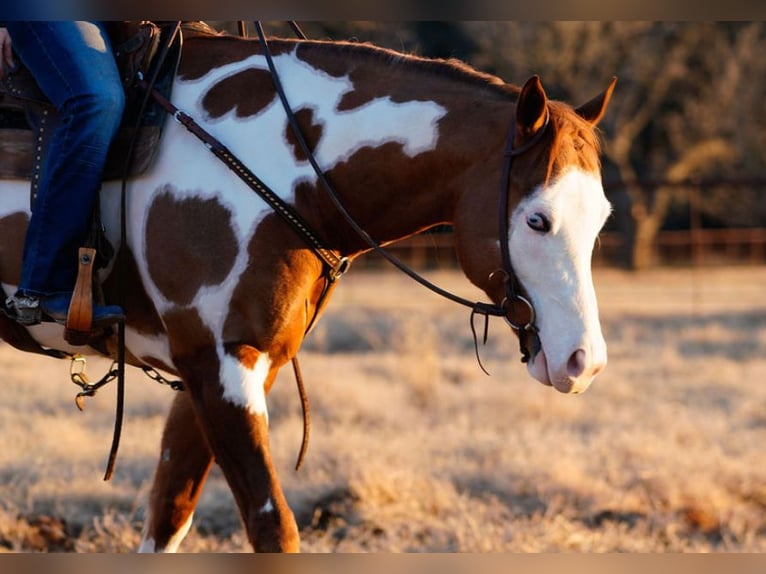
[567,348,606,379]
[567,349,587,378]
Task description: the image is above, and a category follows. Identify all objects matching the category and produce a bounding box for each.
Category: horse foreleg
[172,341,299,552]
[140,391,214,553]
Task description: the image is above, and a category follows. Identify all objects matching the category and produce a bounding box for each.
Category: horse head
[455,75,616,394]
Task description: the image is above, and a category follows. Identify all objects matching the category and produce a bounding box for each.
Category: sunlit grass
[1,266,764,552]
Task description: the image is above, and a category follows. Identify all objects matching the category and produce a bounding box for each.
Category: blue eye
[527,212,551,233]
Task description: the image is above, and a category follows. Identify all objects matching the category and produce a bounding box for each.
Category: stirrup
[66,247,100,345]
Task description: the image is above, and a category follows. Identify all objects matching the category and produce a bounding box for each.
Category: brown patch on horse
[145,186,238,306]
[309,142,457,252]
[335,74,380,112]
[545,100,603,178]
[221,212,329,366]
[179,36,296,82]
[285,107,323,162]
[0,211,28,286]
[201,68,277,120]
[102,246,165,337]
[295,42,351,78]
[162,306,217,366]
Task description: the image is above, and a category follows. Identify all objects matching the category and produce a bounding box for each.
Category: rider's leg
[4,21,125,326]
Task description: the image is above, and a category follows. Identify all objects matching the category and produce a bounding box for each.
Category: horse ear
[575,76,617,126]
[516,75,548,140]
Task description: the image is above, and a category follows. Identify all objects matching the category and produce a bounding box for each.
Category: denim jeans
[6,21,125,296]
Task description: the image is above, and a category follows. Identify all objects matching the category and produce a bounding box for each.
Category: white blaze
[508,168,611,393]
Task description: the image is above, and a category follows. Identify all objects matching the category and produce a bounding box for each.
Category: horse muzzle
[526,340,607,394]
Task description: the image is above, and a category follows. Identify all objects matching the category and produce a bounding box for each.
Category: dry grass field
[0,265,765,552]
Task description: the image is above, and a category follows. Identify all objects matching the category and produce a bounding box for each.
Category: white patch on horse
[138,512,194,553]
[219,351,271,417]
[259,498,274,514]
[508,168,610,393]
[125,329,173,370]
[16,323,92,356]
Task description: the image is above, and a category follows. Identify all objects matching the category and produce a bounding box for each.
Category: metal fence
[354,227,766,270]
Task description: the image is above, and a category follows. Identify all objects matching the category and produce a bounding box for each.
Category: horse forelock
[543,101,603,183]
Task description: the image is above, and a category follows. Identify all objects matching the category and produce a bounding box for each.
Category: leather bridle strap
[497,111,550,324]
[496,112,550,363]
[253,22,511,319]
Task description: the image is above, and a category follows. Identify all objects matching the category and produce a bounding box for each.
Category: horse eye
[527,212,551,233]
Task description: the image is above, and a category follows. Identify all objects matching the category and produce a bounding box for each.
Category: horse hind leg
[140,391,214,553]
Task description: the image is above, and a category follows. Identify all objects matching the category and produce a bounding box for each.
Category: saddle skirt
[0,21,182,204]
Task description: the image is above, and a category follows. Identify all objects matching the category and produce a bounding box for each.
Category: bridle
[493,107,551,365]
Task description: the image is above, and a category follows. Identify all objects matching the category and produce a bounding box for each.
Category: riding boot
[4,292,124,327]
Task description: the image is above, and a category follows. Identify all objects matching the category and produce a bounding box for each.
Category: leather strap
[137,77,350,281]
[64,247,97,345]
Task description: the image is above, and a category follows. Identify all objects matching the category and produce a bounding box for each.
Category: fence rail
[593,228,766,266]
[354,177,766,270]
[354,227,766,270]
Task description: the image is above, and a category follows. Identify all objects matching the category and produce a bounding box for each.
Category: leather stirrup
[65,247,96,345]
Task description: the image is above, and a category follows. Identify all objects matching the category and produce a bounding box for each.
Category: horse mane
[289,38,520,100]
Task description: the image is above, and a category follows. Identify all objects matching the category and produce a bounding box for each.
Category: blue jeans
[6,21,125,297]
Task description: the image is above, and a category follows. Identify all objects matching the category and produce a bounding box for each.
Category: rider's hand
[0,28,15,80]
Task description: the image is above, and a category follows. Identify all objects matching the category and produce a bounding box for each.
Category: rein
[251,22,546,366]
[102,22,184,481]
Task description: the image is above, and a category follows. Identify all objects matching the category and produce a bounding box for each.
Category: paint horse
[0,29,615,552]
